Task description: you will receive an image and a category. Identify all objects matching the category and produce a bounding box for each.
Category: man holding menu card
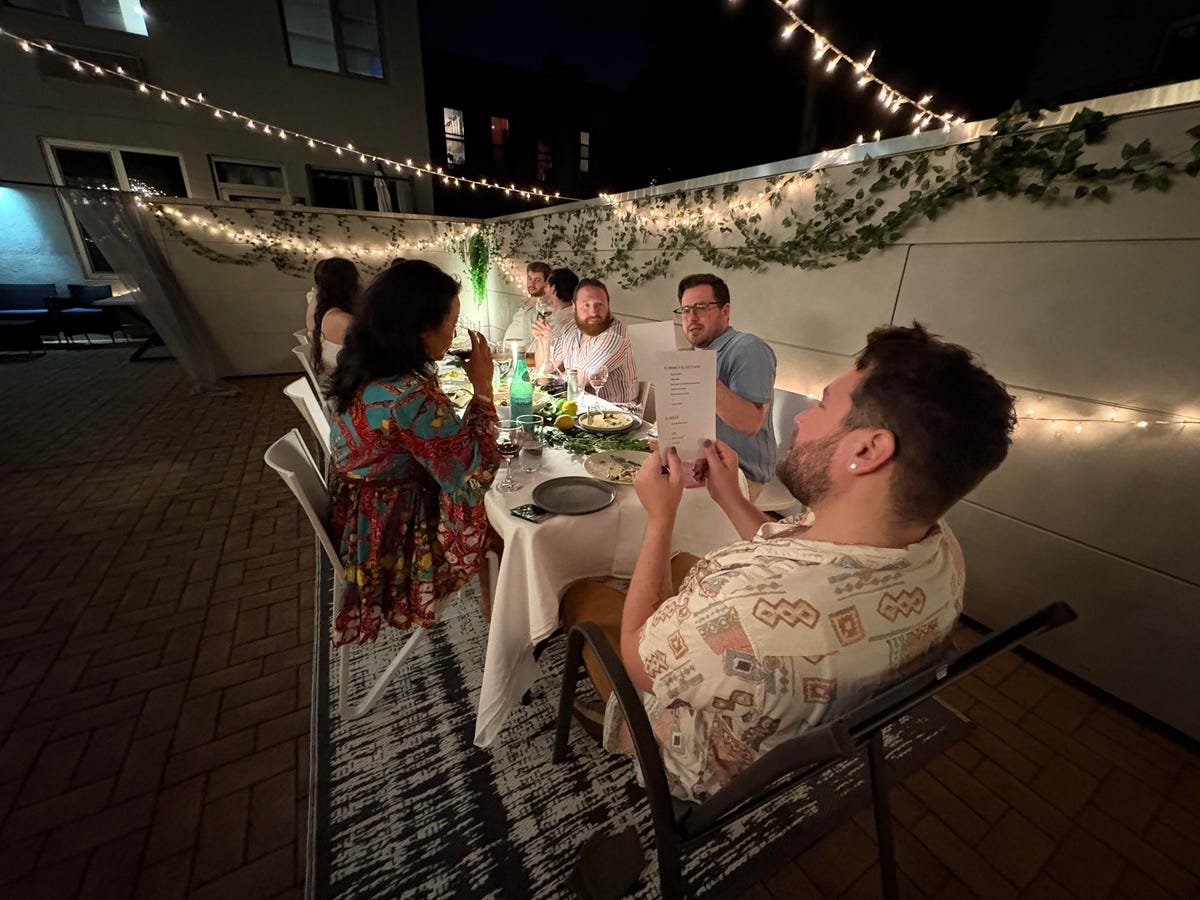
[675,274,777,499]
[561,323,1016,802]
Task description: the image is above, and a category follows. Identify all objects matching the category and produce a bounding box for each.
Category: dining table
[473,403,747,748]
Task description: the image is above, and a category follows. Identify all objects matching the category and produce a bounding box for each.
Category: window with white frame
[280,0,383,79]
[309,167,413,213]
[5,0,149,35]
[43,139,189,276]
[210,157,290,204]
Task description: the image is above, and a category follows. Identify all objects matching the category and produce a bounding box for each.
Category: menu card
[652,349,716,462]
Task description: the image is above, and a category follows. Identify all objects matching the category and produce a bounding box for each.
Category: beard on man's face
[576,310,613,337]
[777,429,844,508]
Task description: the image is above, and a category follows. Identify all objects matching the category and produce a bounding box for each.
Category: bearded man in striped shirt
[537,277,638,404]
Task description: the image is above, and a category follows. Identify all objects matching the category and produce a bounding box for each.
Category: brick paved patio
[0,349,312,899]
[0,348,1196,899]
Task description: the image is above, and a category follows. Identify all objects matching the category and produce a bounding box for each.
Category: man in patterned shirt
[562,323,1015,801]
[542,277,638,404]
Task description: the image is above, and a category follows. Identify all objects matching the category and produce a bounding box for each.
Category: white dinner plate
[584,450,650,485]
[575,410,641,435]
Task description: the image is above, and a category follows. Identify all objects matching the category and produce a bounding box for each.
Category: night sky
[419,0,1199,192]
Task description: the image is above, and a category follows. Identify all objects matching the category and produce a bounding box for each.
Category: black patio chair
[552,601,1077,899]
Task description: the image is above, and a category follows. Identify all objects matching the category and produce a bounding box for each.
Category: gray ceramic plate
[531,476,616,515]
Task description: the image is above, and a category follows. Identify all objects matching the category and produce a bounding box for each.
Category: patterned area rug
[310,575,971,898]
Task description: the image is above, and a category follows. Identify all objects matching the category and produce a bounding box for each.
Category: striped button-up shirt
[550,317,638,404]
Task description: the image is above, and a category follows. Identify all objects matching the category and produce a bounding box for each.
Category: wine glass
[492,343,512,391]
[587,365,609,409]
[447,321,471,363]
[493,419,523,492]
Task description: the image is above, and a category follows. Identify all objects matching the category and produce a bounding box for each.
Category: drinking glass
[493,419,523,492]
[566,369,585,404]
[515,414,542,437]
[517,417,545,473]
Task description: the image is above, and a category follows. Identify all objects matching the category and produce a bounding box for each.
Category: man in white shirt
[503,261,551,345]
[537,278,638,404]
[562,323,1016,801]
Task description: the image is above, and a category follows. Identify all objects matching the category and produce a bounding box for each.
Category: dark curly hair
[310,257,360,376]
[327,260,460,414]
[547,267,579,305]
[843,322,1016,523]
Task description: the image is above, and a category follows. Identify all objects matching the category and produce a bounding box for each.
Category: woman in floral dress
[325,260,500,645]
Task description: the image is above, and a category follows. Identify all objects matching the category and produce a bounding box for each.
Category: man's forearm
[620,514,675,692]
[716,380,766,436]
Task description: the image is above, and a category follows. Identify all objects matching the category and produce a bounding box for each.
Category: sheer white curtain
[60,188,238,396]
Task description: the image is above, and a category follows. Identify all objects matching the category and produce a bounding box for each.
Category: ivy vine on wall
[485,104,1200,287]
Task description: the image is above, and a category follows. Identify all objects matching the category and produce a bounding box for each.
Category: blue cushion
[0,283,56,312]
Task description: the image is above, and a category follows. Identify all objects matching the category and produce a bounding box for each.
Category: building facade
[0,0,433,286]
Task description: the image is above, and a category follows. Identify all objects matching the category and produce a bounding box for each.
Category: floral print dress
[328,373,499,645]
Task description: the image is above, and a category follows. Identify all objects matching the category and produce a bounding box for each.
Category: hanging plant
[467,229,489,306]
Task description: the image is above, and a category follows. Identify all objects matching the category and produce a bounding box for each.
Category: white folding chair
[291,345,324,398]
[294,328,310,346]
[754,388,817,514]
[265,429,428,720]
[284,377,331,456]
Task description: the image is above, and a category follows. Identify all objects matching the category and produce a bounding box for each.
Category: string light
[764,0,959,138]
[151,202,477,259]
[0,26,574,205]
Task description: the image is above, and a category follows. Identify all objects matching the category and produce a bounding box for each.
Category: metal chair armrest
[553,622,683,837]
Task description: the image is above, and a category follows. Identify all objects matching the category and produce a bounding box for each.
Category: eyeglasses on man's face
[672,301,724,318]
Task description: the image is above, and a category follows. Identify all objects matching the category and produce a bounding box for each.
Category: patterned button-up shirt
[604,513,964,802]
[550,316,638,404]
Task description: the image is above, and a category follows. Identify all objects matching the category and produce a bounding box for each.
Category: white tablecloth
[474,442,745,747]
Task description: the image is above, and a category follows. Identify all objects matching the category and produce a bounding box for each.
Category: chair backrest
[0,283,55,312]
[293,328,310,346]
[284,377,332,456]
[677,601,1079,837]
[264,429,343,577]
[67,283,114,305]
[291,344,323,397]
[771,388,816,446]
[637,381,656,423]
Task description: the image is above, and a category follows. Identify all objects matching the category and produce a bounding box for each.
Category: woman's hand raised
[462,330,494,396]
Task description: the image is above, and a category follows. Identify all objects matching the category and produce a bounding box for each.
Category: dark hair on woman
[843,322,1016,524]
[311,257,360,376]
[547,267,579,304]
[328,259,460,414]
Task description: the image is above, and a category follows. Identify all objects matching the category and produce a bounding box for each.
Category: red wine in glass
[496,438,521,460]
[447,347,472,361]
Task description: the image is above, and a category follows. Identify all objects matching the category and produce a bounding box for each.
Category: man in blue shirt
[676,274,777,497]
